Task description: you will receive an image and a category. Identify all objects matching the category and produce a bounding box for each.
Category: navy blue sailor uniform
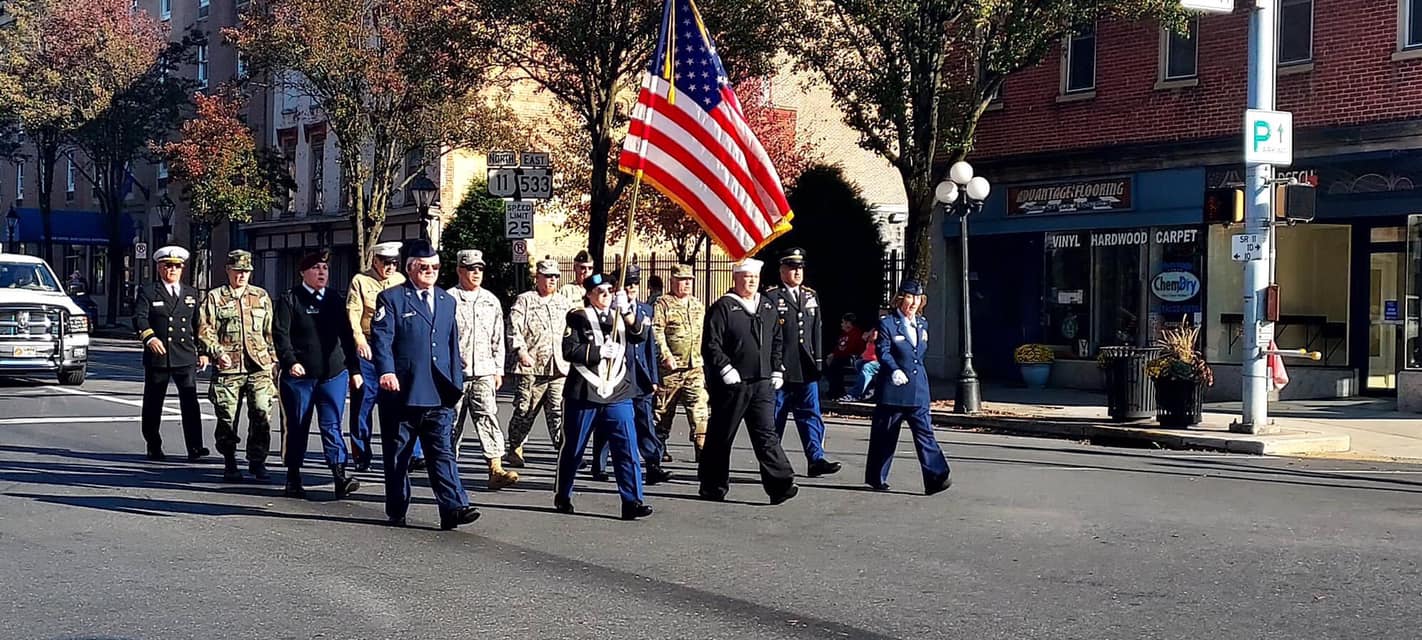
[555,279,653,519]
[370,280,474,526]
[592,298,666,480]
[864,306,952,494]
[134,274,206,459]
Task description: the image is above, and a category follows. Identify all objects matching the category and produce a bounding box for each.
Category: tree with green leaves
[436,182,518,306]
[490,0,795,270]
[230,0,512,266]
[792,0,1183,281]
[153,90,290,288]
[757,164,885,345]
[0,0,168,267]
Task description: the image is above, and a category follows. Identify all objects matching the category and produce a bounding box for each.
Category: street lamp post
[5,205,18,251]
[407,174,440,249]
[156,194,176,247]
[936,161,992,415]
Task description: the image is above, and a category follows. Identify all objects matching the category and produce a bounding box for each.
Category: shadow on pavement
[5,492,387,526]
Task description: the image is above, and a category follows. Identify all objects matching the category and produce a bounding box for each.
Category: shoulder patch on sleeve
[373,305,387,322]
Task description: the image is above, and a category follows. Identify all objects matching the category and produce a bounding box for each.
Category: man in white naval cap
[697,258,798,505]
[134,246,208,461]
[346,240,408,471]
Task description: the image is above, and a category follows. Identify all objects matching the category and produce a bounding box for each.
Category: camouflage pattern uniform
[198,250,277,465]
[652,269,709,453]
[505,283,572,461]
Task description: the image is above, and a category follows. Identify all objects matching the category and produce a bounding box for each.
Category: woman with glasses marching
[864,280,952,495]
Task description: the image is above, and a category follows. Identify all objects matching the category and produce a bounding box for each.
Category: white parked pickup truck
[0,252,89,385]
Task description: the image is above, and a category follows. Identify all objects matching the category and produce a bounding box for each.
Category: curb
[824,401,1350,456]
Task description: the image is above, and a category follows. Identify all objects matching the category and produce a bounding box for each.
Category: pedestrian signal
[1203,188,1245,225]
[1273,183,1315,223]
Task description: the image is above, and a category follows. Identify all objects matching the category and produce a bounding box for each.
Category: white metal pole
[1240,0,1278,433]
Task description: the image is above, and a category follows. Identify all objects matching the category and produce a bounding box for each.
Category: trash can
[1099,346,1162,422]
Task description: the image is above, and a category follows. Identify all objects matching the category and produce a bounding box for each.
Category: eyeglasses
[159,263,184,269]
[413,263,440,273]
[381,259,400,266]
[538,273,559,279]
[459,264,484,272]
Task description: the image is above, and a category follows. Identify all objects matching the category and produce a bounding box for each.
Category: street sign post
[487,150,517,167]
[1180,0,1235,13]
[1243,109,1292,166]
[134,242,148,261]
[520,152,549,168]
[1230,233,1262,262]
[511,239,529,263]
[505,201,534,239]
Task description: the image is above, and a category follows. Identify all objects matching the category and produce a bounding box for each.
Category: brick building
[930,0,1422,407]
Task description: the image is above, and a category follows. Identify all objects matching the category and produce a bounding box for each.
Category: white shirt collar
[302,283,325,298]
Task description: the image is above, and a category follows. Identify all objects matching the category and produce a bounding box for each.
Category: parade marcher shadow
[4,492,388,526]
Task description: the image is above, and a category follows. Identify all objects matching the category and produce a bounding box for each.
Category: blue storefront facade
[944,152,1422,404]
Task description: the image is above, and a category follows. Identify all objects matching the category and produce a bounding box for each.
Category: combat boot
[504,446,525,468]
[331,465,360,499]
[487,458,519,490]
[222,456,243,482]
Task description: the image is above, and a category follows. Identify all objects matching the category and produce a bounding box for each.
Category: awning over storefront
[14,208,135,246]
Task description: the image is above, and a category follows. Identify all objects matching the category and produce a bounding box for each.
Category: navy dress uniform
[134,246,206,461]
[864,281,952,495]
[698,259,798,504]
[592,266,669,483]
[370,240,480,530]
[554,274,654,521]
[768,248,842,477]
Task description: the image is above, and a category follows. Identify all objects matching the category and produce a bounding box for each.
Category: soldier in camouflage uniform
[652,264,709,461]
[504,258,572,467]
[199,250,278,482]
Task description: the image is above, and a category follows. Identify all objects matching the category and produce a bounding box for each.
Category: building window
[1406,215,1421,369]
[157,160,169,192]
[196,45,209,89]
[309,134,326,214]
[160,0,171,20]
[1162,19,1199,80]
[65,159,75,202]
[1063,26,1096,94]
[1405,0,1422,50]
[236,52,248,79]
[1279,0,1313,65]
[198,0,209,19]
[15,163,23,204]
[279,131,298,216]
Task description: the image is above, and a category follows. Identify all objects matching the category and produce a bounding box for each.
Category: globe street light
[936,160,991,414]
[408,174,440,248]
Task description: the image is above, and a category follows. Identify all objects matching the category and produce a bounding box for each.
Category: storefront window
[1204,224,1351,366]
[1042,226,1204,357]
[1407,215,1420,369]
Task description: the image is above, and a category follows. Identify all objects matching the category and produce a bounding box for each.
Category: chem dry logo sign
[1151,271,1201,303]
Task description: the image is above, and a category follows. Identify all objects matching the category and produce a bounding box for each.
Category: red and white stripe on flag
[618,74,793,260]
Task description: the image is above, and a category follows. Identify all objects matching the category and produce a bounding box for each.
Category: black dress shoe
[697,488,726,502]
[807,459,843,477]
[621,502,653,520]
[146,450,168,462]
[386,517,407,528]
[925,474,953,496]
[644,467,672,485]
[332,468,360,499]
[591,471,610,482]
[768,484,800,505]
[186,447,210,462]
[353,461,371,473]
[284,481,307,499]
[439,506,481,531]
[868,482,892,492]
[553,496,575,514]
[249,462,271,482]
[409,458,427,471]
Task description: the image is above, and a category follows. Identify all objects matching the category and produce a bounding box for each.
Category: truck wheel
[58,367,86,386]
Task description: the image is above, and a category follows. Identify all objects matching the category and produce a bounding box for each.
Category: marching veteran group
[136,242,951,530]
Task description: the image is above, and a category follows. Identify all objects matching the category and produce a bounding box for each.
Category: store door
[1366,250,1405,393]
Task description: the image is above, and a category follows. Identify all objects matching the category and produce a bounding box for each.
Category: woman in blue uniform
[864,280,952,495]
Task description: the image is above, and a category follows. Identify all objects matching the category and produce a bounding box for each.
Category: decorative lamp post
[156,193,176,247]
[935,161,991,414]
[5,205,18,250]
[408,174,440,249]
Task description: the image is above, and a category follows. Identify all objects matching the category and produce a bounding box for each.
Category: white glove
[720,365,741,386]
[891,369,908,386]
[613,290,632,314]
[598,342,620,359]
[771,372,784,390]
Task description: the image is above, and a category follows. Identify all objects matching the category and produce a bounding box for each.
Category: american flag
[617,0,792,260]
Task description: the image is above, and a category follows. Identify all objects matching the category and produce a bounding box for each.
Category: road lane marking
[39,384,217,420]
[0,416,199,425]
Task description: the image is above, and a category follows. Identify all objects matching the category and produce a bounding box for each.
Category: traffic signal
[1203,188,1245,225]
[1274,183,1316,223]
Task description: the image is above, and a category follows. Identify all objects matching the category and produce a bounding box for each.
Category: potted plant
[1145,324,1214,427]
[1013,344,1055,389]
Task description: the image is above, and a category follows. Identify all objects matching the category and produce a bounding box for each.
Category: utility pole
[1239,0,1279,434]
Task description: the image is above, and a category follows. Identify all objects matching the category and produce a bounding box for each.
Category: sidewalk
[826,381,1422,462]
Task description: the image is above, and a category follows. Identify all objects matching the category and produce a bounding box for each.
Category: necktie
[169,285,178,298]
[315,290,323,302]
[421,290,432,313]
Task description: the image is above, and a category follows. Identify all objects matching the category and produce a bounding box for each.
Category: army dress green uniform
[652,269,709,455]
[199,250,278,473]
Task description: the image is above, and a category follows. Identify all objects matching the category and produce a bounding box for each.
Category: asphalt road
[1,339,1420,640]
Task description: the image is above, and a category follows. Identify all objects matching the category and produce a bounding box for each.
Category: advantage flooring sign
[1007,176,1134,216]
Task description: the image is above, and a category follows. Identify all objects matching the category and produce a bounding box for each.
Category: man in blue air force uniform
[591,265,671,485]
[554,273,654,521]
[370,240,480,530]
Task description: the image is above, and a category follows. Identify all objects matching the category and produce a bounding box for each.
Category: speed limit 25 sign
[505,201,534,239]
